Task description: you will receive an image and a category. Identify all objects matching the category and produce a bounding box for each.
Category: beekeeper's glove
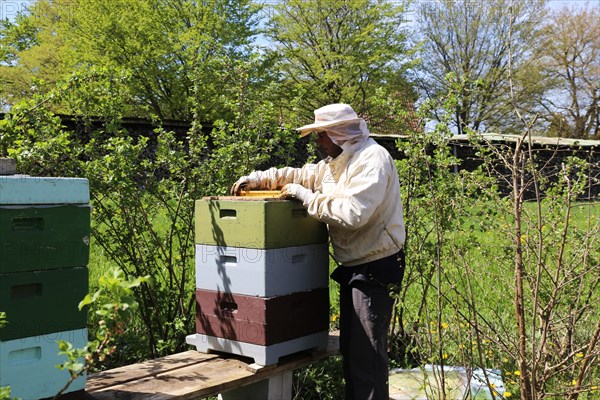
[280,183,311,202]
[230,175,259,196]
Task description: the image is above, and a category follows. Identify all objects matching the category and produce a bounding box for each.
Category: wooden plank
[86,351,220,391]
[89,358,253,400]
[86,332,339,399]
[203,192,285,201]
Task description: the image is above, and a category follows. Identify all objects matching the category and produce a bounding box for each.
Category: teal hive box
[0,328,87,399]
[0,175,89,204]
[195,197,328,249]
[0,205,91,273]
[0,267,88,341]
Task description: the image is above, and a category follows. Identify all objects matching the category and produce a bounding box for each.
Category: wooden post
[218,371,293,400]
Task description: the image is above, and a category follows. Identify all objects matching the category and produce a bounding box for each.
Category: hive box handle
[12,217,44,231]
[220,255,237,265]
[219,209,237,219]
[291,254,307,264]
[219,301,238,313]
[11,283,43,299]
[9,346,42,366]
[291,209,307,218]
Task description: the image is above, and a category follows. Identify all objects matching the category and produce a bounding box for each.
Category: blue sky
[1,0,30,21]
[547,0,599,12]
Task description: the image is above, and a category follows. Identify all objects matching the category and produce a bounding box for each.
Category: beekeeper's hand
[230,176,259,196]
[281,183,310,202]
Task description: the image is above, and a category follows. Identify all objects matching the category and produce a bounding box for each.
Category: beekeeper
[231,103,405,400]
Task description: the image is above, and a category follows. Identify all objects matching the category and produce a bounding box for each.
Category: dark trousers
[333,251,405,400]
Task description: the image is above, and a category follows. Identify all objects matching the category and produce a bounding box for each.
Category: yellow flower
[504,392,512,398]
[514,370,521,376]
[442,353,448,359]
[575,352,584,358]
[520,234,527,243]
[441,322,449,330]
[572,380,578,386]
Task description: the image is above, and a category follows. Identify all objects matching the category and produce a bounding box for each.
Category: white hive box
[186,331,328,366]
[0,328,88,399]
[195,243,329,297]
[0,175,90,205]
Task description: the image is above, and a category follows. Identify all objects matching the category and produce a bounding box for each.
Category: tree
[415,0,547,135]
[265,0,417,132]
[534,4,599,139]
[0,10,63,110]
[0,0,263,122]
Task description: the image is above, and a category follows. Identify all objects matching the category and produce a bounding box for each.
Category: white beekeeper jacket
[247,137,405,266]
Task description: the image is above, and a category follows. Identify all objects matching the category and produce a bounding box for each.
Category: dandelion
[514,370,521,377]
[504,392,512,398]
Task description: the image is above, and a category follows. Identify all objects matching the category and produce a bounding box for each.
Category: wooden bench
[85,332,339,399]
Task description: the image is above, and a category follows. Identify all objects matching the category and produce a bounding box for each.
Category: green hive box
[0,267,88,341]
[0,205,90,273]
[195,197,328,249]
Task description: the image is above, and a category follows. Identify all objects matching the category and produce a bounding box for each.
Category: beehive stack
[0,175,90,399]
[186,194,330,366]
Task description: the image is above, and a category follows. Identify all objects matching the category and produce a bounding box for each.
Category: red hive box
[195,287,329,346]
